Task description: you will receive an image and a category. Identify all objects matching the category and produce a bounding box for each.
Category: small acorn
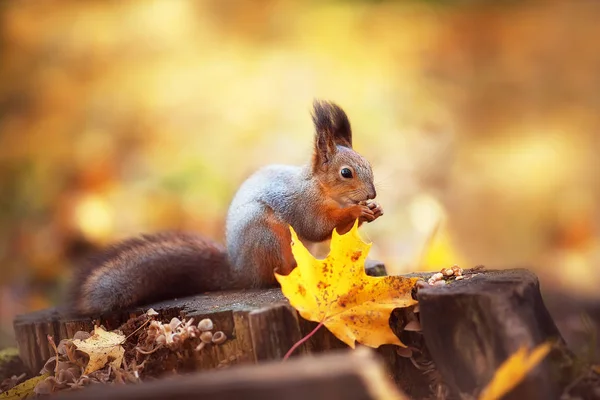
[428,272,444,285]
[451,265,463,276]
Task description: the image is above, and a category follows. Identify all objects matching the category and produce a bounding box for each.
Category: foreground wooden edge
[55,348,408,400]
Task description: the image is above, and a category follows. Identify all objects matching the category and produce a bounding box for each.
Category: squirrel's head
[311,100,376,206]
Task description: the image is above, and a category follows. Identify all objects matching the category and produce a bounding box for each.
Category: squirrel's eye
[340,168,353,179]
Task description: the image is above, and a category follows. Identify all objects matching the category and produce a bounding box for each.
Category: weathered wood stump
[13,288,430,397]
[12,268,573,399]
[417,268,572,400]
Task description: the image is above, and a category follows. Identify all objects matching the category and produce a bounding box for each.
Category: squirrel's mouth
[350,196,374,205]
[341,189,376,206]
[354,192,377,204]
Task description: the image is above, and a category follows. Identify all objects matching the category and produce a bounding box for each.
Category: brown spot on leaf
[350,251,362,262]
[297,284,306,296]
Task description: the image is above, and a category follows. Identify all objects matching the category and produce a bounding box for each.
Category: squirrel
[69,100,383,315]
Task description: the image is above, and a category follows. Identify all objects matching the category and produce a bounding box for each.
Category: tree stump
[12,268,573,399]
[416,268,572,400]
[12,288,430,397]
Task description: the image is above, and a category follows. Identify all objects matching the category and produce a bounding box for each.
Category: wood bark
[417,268,571,400]
[12,268,572,399]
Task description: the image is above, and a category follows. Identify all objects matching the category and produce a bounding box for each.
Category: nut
[427,272,444,285]
[198,318,214,332]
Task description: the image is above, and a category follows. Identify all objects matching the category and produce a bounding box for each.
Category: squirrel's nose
[367,184,377,200]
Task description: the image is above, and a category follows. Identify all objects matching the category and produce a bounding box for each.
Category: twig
[123,316,153,343]
[135,345,164,355]
[283,320,324,361]
[47,335,60,379]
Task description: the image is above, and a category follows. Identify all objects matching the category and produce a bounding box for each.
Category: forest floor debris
[3,310,229,398]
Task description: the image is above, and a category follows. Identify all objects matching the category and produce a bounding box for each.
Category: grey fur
[226,101,378,286]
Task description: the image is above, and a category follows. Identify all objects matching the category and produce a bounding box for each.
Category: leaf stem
[283,320,324,361]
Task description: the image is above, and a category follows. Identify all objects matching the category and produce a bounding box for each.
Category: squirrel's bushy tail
[68,232,232,315]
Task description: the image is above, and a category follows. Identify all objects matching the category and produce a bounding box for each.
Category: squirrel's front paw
[351,204,374,223]
[366,201,383,221]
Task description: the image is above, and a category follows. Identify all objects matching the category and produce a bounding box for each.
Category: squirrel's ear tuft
[311,100,352,171]
[311,100,352,148]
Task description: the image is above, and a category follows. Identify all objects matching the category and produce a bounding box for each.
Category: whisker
[374,172,395,184]
[374,180,393,191]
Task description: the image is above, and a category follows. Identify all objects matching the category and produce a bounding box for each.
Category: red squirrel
[69,100,383,314]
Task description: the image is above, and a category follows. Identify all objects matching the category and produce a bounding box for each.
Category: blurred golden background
[1,0,599,349]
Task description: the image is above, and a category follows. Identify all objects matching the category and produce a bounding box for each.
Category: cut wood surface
[12,268,574,399]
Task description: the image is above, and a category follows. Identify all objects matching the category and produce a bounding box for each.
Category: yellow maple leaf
[0,373,49,399]
[72,326,125,374]
[479,342,552,400]
[276,221,419,349]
